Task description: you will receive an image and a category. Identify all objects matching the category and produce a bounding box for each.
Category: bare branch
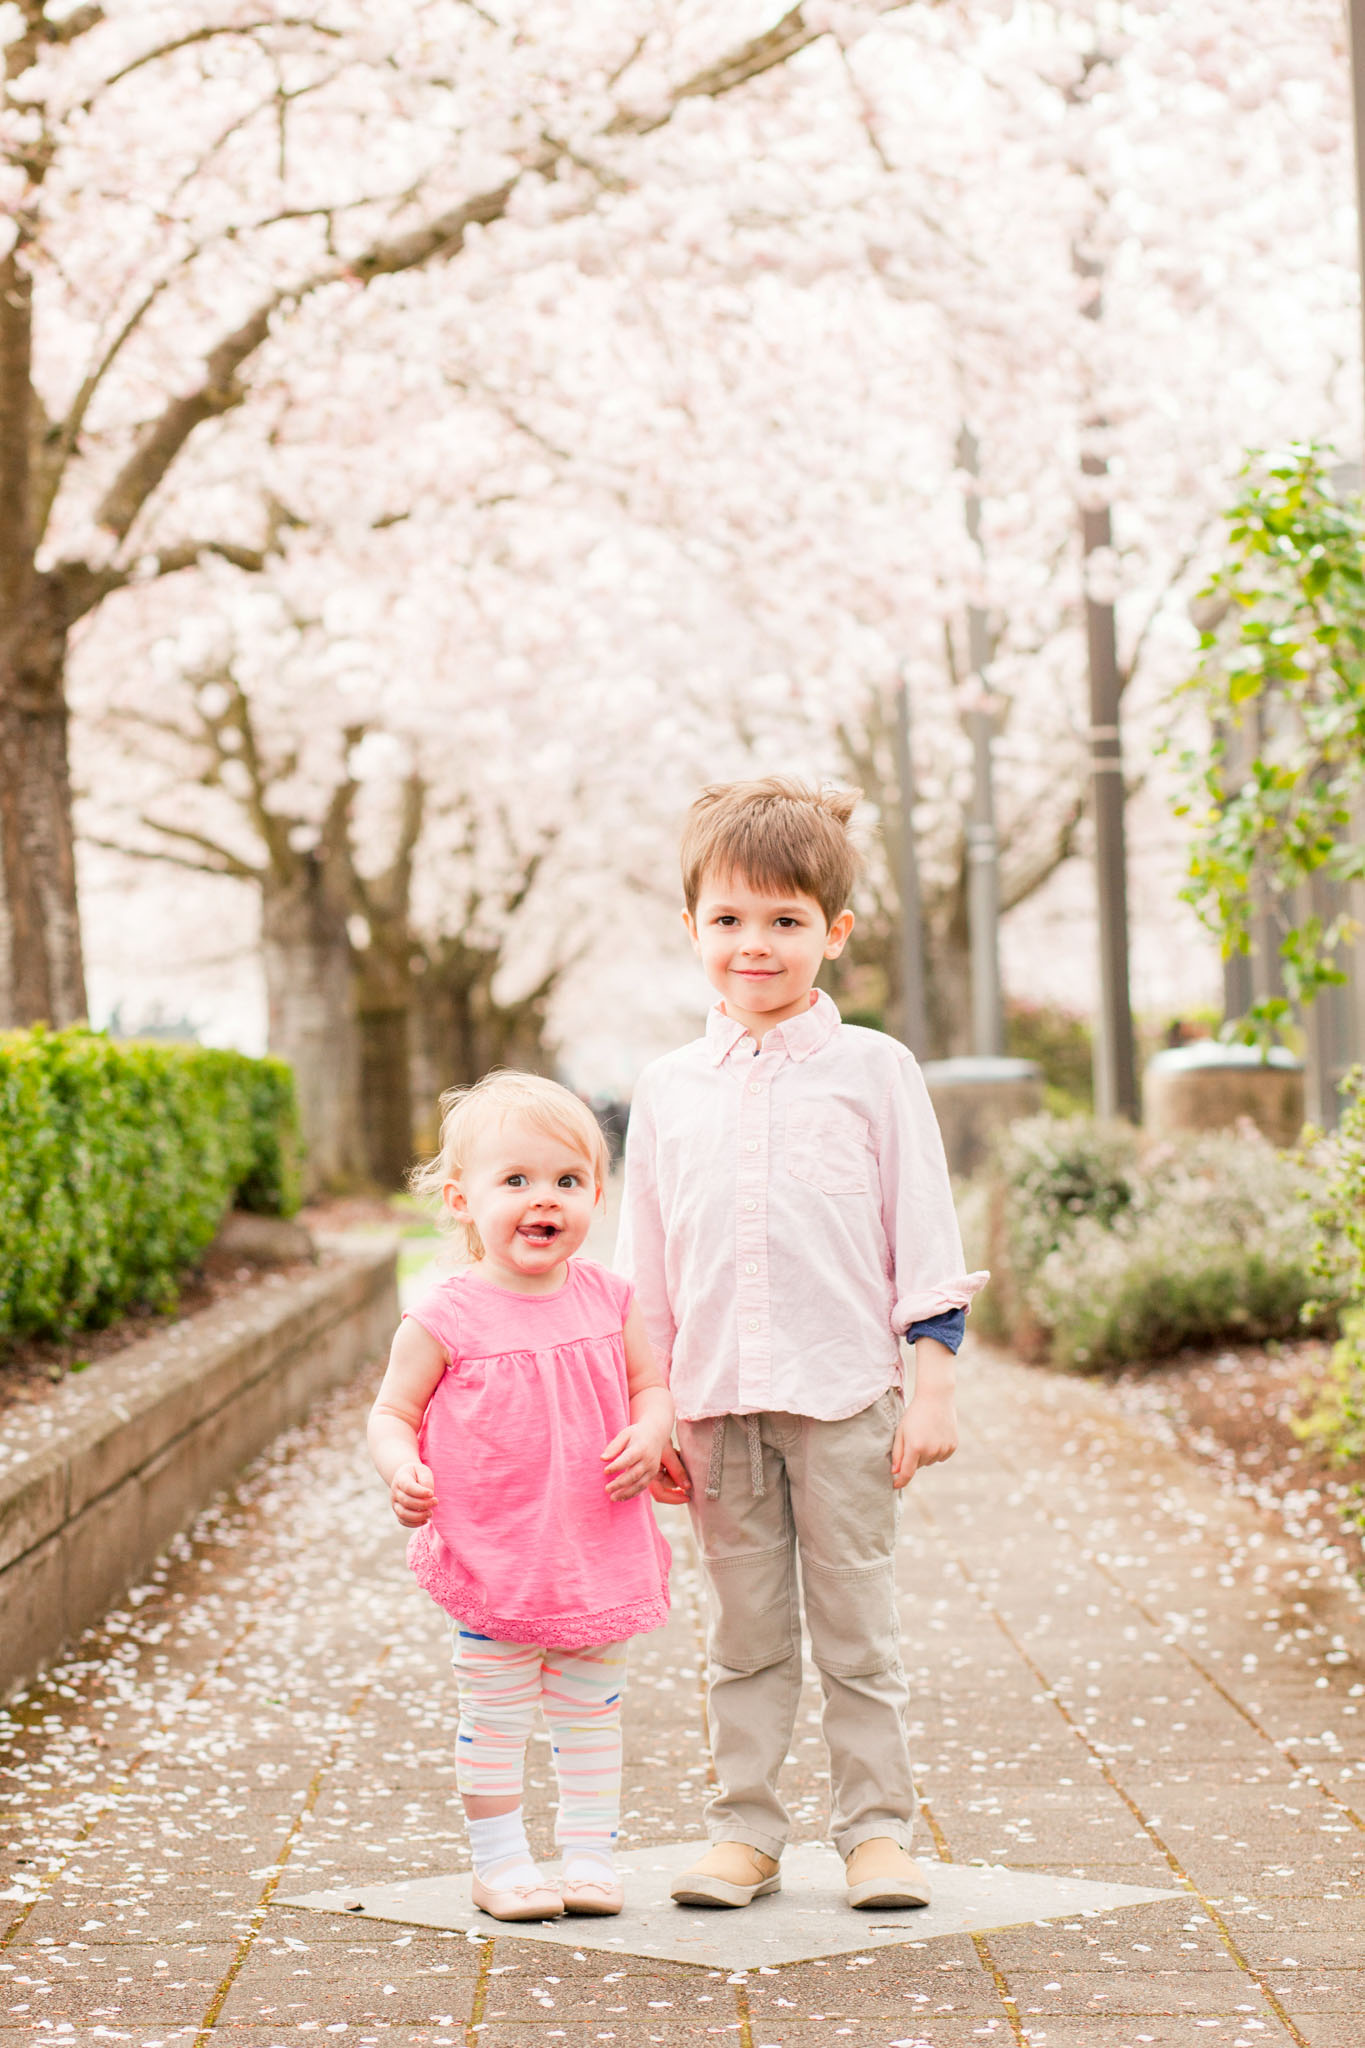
[1000,786,1086,913]
[46,5,104,45]
[38,272,174,538]
[1118,531,1211,695]
[837,39,894,173]
[79,17,341,109]
[606,1,912,135]
[211,664,296,878]
[88,821,262,880]
[604,32,650,93]
[93,301,278,541]
[59,537,268,622]
[99,705,202,749]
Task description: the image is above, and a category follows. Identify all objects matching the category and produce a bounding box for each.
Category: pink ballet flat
[471,1873,564,1921]
[560,1874,624,1916]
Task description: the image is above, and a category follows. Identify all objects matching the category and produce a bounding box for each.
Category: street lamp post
[893,673,930,1057]
[1350,1,1365,391]
[1076,245,1139,1123]
[957,426,1005,1059]
[1344,1,1365,1099]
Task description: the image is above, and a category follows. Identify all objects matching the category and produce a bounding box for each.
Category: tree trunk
[926,862,972,1058]
[357,1002,413,1187]
[8,607,86,1028]
[829,857,972,1061]
[262,858,366,1193]
[0,242,87,1029]
[410,937,555,1154]
[0,625,87,1036]
[354,943,415,1189]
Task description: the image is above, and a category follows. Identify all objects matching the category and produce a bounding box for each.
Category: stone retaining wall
[0,1244,397,1696]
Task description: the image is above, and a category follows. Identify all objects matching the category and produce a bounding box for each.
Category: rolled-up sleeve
[906,1307,967,1353]
[879,1052,989,1334]
[614,1079,677,1376]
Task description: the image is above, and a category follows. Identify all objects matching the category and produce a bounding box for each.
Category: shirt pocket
[785,1102,872,1195]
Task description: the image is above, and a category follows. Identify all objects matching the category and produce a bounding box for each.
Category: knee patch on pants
[801,1556,900,1677]
[703,1540,796,1673]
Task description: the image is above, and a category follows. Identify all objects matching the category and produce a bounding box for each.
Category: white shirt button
[745,1140,759,1153]
[744,1199,757,1212]
[746,1318,760,1331]
[744,1261,758,1275]
[748,1081,762,1094]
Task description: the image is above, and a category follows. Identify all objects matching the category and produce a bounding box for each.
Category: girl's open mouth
[518,1222,560,1244]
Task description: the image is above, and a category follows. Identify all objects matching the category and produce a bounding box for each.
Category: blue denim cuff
[904,1308,966,1354]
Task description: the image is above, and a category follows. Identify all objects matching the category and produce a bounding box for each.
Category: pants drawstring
[704,1414,766,1500]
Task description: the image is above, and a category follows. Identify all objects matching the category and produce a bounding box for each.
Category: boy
[616,777,986,1912]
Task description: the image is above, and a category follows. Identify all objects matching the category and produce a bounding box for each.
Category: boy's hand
[391,1460,437,1527]
[602,1422,671,1501]
[892,1390,959,1489]
[649,1443,691,1505]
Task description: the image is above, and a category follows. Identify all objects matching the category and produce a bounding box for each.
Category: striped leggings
[451,1628,628,1853]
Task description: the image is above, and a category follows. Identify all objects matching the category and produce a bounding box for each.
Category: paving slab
[277,1839,1176,1966]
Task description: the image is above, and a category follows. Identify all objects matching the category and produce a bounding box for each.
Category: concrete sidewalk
[2,1334,1362,2047]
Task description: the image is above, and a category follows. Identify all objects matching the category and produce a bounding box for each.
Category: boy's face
[684,870,853,1031]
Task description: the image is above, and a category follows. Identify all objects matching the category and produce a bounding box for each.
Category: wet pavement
[3,1294,1364,2047]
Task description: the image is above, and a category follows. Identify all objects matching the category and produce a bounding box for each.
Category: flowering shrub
[0,1028,300,1344]
[987,1114,1328,1371]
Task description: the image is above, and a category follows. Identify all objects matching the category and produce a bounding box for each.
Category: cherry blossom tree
[16,0,1359,1149]
[1,0,927,1033]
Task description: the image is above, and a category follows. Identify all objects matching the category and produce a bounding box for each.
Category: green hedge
[0,1027,301,1344]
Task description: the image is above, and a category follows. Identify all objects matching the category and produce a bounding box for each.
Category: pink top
[616,989,988,1423]
[403,1258,671,1649]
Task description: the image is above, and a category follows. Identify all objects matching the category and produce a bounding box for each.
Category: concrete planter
[1143,1042,1305,1147]
[920,1056,1045,1177]
[0,1243,397,1697]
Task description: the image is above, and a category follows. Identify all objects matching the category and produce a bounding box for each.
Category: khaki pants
[677,1389,916,1862]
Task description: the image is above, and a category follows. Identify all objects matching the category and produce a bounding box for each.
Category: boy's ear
[824,908,855,959]
[681,906,699,950]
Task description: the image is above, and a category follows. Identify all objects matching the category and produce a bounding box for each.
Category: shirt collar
[705,988,843,1067]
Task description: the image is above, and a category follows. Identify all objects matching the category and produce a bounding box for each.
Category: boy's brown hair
[681,776,862,927]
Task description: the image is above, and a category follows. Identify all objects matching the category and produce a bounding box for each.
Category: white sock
[561,1839,616,1884]
[467,1808,540,1887]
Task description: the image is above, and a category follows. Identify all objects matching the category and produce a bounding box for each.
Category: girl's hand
[391,1461,437,1527]
[602,1422,669,1501]
[649,1443,691,1505]
[892,1390,958,1490]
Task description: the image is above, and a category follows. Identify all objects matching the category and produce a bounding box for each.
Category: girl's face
[445,1113,600,1290]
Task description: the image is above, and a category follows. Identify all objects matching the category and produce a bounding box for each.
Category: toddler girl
[368,1071,673,1923]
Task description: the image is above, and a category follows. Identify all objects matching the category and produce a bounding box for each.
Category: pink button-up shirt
[615,989,988,1423]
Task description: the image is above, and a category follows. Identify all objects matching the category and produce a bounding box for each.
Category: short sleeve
[402,1280,462,1364]
[578,1257,634,1328]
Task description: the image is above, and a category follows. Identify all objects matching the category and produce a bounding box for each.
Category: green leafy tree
[1177,450,1365,1517]
[1294,1072,1365,1526]
[1175,444,1365,1038]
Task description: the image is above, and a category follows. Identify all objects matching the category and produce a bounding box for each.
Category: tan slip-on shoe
[844,1838,932,1910]
[560,1874,625,1916]
[670,1842,781,1908]
[471,1873,564,1921]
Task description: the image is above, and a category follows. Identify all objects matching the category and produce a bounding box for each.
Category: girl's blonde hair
[409,1069,609,1261]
